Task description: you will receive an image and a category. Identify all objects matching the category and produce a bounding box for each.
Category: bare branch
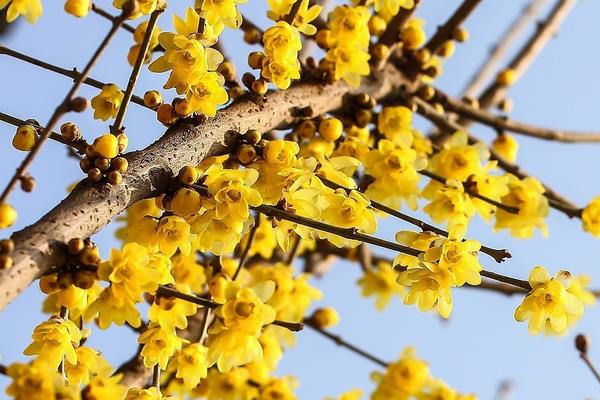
[478,0,577,109]
[437,90,600,143]
[462,0,549,98]
[424,0,482,55]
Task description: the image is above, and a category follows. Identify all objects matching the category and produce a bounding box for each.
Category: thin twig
[151,364,161,390]
[195,0,206,35]
[91,3,136,33]
[112,7,164,133]
[285,0,304,25]
[580,353,600,384]
[437,90,600,143]
[0,112,88,154]
[462,0,549,98]
[304,319,389,367]
[477,0,577,109]
[0,46,147,108]
[419,169,519,214]
[155,286,304,331]
[0,10,127,204]
[190,184,531,291]
[424,0,482,55]
[319,178,511,263]
[232,217,259,280]
[392,90,581,214]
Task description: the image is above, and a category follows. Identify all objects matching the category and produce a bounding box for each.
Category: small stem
[233,216,259,280]
[195,0,206,35]
[91,3,136,33]
[419,169,519,214]
[424,0,482,55]
[285,233,302,265]
[112,7,164,134]
[0,46,147,108]
[0,112,88,154]
[152,364,161,390]
[480,270,530,291]
[580,353,600,384]
[0,364,6,375]
[284,0,303,25]
[320,177,511,263]
[0,9,126,204]
[155,286,303,331]
[305,320,389,367]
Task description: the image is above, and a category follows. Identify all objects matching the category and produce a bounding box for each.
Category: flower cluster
[149,7,228,116]
[323,5,371,87]
[261,21,303,89]
[394,225,482,318]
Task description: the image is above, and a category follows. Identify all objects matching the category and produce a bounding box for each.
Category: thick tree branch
[0,64,409,312]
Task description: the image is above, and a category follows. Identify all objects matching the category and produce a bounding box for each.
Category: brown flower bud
[576,334,590,354]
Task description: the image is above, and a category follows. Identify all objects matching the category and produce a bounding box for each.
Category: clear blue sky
[1,0,600,399]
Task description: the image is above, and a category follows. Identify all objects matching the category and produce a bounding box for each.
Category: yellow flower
[207,282,276,371]
[169,343,209,389]
[364,139,426,210]
[173,7,223,45]
[203,165,263,221]
[325,45,371,87]
[191,210,249,255]
[423,179,476,229]
[157,215,193,256]
[327,5,371,49]
[84,375,127,400]
[582,195,600,237]
[429,131,487,181]
[204,367,257,400]
[148,285,198,331]
[261,57,301,89]
[494,175,549,238]
[139,322,186,369]
[492,133,519,163]
[325,388,363,400]
[357,260,405,310]
[65,346,112,386]
[246,215,279,259]
[126,386,176,400]
[113,0,158,19]
[371,348,429,400]
[171,253,207,293]
[1,0,42,23]
[97,242,172,302]
[90,84,124,121]
[468,166,509,222]
[378,106,413,146]
[197,0,246,29]
[186,71,229,117]
[85,286,142,329]
[128,20,162,65]
[569,274,596,306]
[318,189,377,247]
[263,21,303,60]
[257,376,298,400]
[514,266,584,335]
[23,316,81,369]
[5,360,63,400]
[265,140,300,168]
[149,33,223,94]
[373,0,413,13]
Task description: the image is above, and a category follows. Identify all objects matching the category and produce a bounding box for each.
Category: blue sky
[1,0,600,399]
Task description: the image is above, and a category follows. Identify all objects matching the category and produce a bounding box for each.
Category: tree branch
[0,63,407,312]
[423,0,482,55]
[462,0,549,98]
[437,89,600,143]
[477,0,577,109]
